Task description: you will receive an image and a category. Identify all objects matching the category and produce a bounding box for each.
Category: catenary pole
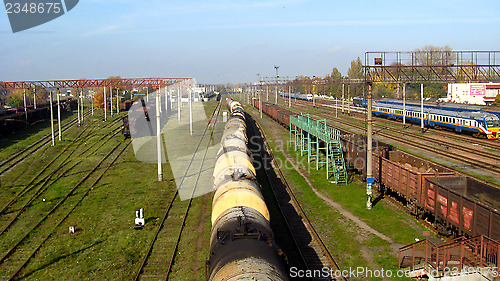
[110,87,113,117]
[57,89,61,140]
[50,92,55,146]
[104,86,107,121]
[23,89,27,120]
[366,83,373,210]
[421,84,424,132]
[77,89,81,126]
[178,86,181,121]
[156,88,162,181]
[403,84,406,127]
[189,87,193,135]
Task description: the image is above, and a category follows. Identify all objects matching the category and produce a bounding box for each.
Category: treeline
[285,45,456,100]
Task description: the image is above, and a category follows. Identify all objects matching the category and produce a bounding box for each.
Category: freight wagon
[253,101,500,241]
[0,98,76,137]
[424,176,500,239]
[208,99,288,280]
[118,100,133,111]
[252,99,295,128]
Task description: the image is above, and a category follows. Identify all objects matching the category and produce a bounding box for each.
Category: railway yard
[0,89,499,281]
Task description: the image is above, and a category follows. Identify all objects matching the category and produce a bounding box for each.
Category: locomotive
[207,99,288,280]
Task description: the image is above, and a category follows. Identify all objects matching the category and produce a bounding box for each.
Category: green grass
[0,99,222,280]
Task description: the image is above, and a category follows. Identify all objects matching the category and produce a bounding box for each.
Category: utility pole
[335,95,338,118]
[259,90,262,118]
[342,83,345,114]
[156,87,163,182]
[421,84,424,133]
[50,92,55,146]
[274,65,279,104]
[178,86,181,121]
[33,88,36,109]
[104,86,107,121]
[91,91,94,116]
[366,82,374,210]
[266,85,269,102]
[189,87,193,135]
[57,89,61,140]
[80,89,84,123]
[403,84,406,128]
[347,84,350,115]
[77,89,81,126]
[288,86,291,108]
[110,87,113,117]
[117,89,120,114]
[23,89,27,120]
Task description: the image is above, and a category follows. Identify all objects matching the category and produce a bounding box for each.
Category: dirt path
[276,146,393,244]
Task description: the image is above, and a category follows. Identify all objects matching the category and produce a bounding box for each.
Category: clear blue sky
[1,0,499,84]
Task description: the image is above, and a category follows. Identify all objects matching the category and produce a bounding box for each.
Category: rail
[251,115,345,281]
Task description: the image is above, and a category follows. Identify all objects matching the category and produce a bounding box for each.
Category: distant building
[447,83,500,105]
[191,86,205,94]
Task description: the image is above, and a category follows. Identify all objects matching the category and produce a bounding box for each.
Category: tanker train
[253,100,500,240]
[207,99,288,280]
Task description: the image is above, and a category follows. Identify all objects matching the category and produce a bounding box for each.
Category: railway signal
[134,208,145,230]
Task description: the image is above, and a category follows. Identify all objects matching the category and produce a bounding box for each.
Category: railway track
[0,120,124,238]
[0,116,124,227]
[314,98,500,152]
[134,101,222,281]
[287,100,500,184]
[0,128,130,281]
[0,110,101,175]
[248,113,344,281]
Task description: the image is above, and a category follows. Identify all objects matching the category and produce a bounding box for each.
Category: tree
[347,57,364,97]
[5,89,24,107]
[413,45,453,66]
[325,68,343,97]
[493,94,500,106]
[93,88,104,109]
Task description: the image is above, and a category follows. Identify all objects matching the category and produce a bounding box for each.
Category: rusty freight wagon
[380,151,457,215]
[424,176,500,240]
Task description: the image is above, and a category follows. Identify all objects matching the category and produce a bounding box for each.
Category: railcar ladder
[328,140,347,184]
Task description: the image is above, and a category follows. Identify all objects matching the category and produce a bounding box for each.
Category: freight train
[207,99,288,280]
[253,100,500,240]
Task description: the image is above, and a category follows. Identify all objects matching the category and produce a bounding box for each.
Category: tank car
[208,98,288,281]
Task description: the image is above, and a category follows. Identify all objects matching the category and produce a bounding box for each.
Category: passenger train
[372,101,500,139]
[281,92,313,101]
